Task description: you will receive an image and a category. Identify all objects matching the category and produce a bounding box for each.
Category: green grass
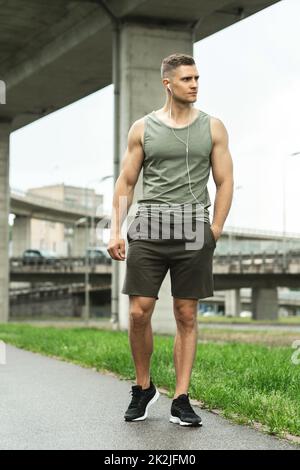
[0,323,300,441]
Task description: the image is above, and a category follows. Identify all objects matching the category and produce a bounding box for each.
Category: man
[107,53,233,426]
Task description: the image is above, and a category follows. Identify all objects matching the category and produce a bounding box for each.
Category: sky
[9,0,300,236]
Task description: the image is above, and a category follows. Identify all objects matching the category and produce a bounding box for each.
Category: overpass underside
[0,0,281,325]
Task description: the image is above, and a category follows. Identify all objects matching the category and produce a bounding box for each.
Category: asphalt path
[0,344,298,450]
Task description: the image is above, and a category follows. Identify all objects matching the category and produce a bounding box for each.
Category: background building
[12,184,104,256]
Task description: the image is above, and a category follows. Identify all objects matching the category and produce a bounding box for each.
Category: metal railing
[10,256,112,273]
[214,250,300,273]
[9,250,300,275]
[9,282,109,300]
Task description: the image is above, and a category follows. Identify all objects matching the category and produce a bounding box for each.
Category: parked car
[22,249,58,266]
[86,247,111,265]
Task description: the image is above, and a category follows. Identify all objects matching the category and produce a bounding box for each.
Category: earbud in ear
[167,84,172,93]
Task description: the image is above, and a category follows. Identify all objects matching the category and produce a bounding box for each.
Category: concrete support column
[73,226,89,257]
[12,215,31,256]
[117,21,193,333]
[252,287,278,320]
[0,121,11,323]
[225,289,241,317]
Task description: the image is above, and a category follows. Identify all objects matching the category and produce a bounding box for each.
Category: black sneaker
[124,380,160,421]
[170,394,202,426]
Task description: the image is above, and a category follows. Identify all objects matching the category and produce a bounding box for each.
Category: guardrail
[9,282,109,299]
[214,251,300,273]
[10,256,112,273]
[9,251,300,275]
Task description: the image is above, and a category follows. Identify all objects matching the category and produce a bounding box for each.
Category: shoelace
[128,387,143,408]
[175,396,195,414]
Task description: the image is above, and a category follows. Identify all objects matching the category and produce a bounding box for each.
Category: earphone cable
[169,96,202,206]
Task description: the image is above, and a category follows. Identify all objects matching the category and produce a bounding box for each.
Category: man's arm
[209,117,234,241]
[107,119,144,261]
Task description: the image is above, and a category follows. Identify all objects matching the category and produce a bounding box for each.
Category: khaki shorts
[121,221,216,300]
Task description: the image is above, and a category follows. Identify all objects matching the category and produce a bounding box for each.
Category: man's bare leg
[173,298,198,398]
[128,295,157,389]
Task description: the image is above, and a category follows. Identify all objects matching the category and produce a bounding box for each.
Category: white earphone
[167,83,202,206]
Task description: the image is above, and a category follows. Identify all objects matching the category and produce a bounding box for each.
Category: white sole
[129,389,160,421]
[169,415,202,426]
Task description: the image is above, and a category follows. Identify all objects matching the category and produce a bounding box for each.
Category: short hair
[161,53,195,79]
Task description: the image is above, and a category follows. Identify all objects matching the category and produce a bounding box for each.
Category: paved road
[0,345,298,450]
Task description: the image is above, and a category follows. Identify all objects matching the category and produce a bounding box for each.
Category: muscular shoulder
[129,116,146,147]
[209,116,228,145]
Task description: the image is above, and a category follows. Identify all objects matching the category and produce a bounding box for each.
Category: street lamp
[86,175,113,248]
[282,151,300,269]
[75,175,114,325]
[74,216,90,325]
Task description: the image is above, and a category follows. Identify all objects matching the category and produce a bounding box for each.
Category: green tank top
[137,109,213,224]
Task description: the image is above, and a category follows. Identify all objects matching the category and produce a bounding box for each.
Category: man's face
[167,65,199,102]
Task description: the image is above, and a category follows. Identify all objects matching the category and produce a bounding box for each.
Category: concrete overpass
[10,182,300,259]
[0,0,282,324]
[10,249,300,323]
[10,185,110,257]
[10,184,300,257]
[10,187,106,224]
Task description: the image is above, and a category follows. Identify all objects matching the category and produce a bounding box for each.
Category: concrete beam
[4,11,109,93]
[214,273,300,290]
[1,1,280,128]
[11,113,43,132]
